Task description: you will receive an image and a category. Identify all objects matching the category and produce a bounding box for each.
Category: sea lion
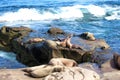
[55,38,67,48]
[49,58,78,67]
[56,35,83,49]
[55,34,73,48]
[27,38,45,43]
[23,65,64,78]
[113,53,120,69]
[80,32,96,41]
[66,34,73,48]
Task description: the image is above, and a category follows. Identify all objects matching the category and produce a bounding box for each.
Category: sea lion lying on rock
[45,34,83,49]
[26,38,45,43]
[23,65,64,78]
[79,32,96,41]
[48,58,78,67]
[23,58,77,78]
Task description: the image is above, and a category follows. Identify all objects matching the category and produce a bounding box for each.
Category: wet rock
[47,27,65,35]
[0,26,32,51]
[0,26,111,67]
[78,37,110,50]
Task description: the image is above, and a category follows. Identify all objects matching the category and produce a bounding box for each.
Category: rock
[47,27,64,35]
[78,38,110,50]
[23,63,100,80]
[45,67,100,80]
[0,26,111,67]
[101,59,118,73]
[0,65,100,80]
[0,69,40,80]
[101,71,120,80]
[0,26,32,51]
[113,53,120,69]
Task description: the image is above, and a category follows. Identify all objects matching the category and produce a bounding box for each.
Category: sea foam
[0,4,120,22]
[0,7,83,22]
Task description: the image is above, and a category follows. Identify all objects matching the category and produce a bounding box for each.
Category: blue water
[0,0,120,68]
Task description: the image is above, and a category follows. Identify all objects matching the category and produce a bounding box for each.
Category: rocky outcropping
[0,26,110,67]
[0,66,100,80]
[0,26,32,51]
[0,58,101,80]
[0,60,120,80]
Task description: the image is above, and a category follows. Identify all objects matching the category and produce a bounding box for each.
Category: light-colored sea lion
[49,58,78,67]
[22,65,48,72]
[80,32,96,41]
[23,65,64,78]
[27,38,45,43]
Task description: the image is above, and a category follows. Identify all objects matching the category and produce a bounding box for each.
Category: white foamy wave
[86,5,106,17]
[105,6,120,20]
[0,7,83,22]
[105,11,120,20]
[0,4,120,22]
[59,6,83,19]
[71,5,106,17]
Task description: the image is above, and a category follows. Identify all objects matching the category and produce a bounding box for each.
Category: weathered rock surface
[0,65,100,80]
[0,69,40,80]
[101,71,120,80]
[0,62,120,80]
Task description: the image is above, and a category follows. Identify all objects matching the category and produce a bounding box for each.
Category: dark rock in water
[0,26,32,51]
[47,27,65,35]
[0,26,111,67]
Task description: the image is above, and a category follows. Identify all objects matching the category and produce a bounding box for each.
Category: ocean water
[0,0,120,68]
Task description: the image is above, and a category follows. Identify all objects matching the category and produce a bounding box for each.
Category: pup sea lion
[49,58,78,67]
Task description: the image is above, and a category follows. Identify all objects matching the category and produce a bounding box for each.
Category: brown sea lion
[80,32,96,41]
[55,34,83,49]
[48,58,78,67]
[113,53,120,69]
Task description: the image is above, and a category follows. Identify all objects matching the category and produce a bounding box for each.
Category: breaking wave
[0,4,120,22]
